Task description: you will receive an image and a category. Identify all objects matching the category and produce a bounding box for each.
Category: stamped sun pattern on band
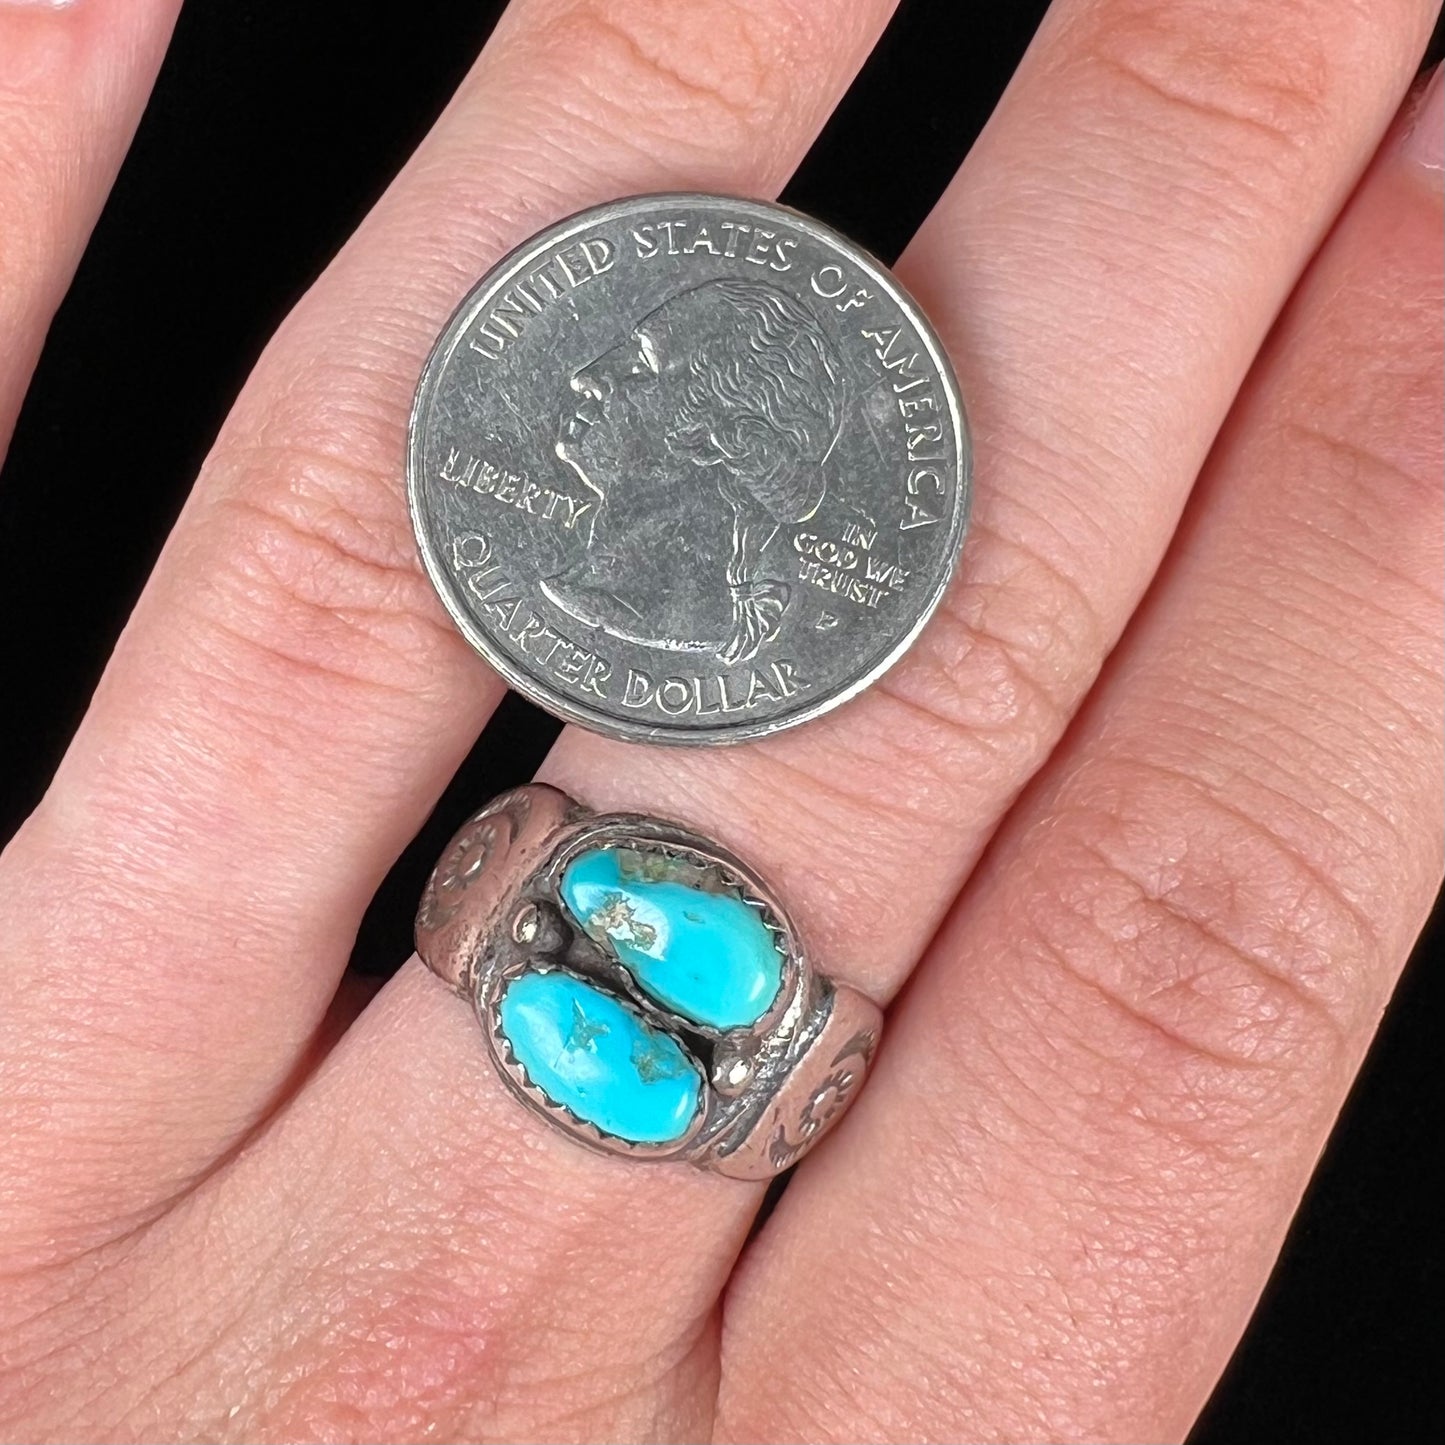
[417,816,498,930]
[766,1028,879,1171]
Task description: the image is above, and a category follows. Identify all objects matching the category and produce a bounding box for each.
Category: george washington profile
[544,278,844,665]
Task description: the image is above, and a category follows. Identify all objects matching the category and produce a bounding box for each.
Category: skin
[0,0,1440,1441]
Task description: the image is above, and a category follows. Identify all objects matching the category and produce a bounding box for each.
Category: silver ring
[415,784,882,1179]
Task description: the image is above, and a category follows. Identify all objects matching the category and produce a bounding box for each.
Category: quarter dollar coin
[407,193,971,745]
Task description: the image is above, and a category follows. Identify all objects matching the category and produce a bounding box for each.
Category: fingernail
[1404,64,1444,176]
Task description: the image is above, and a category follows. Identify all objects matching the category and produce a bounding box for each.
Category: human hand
[1,1,1441,1441]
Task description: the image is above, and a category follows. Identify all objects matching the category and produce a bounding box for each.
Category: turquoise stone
[559,847,784,1031]
[497,969,701,1144]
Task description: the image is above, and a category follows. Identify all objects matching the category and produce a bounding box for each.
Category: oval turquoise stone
[497,970,701,1145]
[559,847,784,1031]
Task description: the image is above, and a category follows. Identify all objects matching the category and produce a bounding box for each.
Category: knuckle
[1063,0,1353,159]
[538,0,815,138]
[868,525,1108,807]
[257,1267,511,1442]
[1285,417,1444,554]
[192,436,465,708]
[719,523,1105,910]
[244,1104,708,1440]
[1277,219,1445,535]
[1010,756,1378,1132]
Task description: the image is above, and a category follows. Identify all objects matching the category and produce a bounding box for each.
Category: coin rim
[406,191,973,746]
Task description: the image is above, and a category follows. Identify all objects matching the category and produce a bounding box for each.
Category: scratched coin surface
[408,193,971,744]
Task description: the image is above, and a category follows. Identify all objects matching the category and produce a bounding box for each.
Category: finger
[0,0,182,456]
[539,0,1437,1004]
[719,69,1445,1444]
[0,0,901,1247]
[93,0,1441,1435]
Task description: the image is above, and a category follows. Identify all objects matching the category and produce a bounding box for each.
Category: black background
[1,1,1441,1440]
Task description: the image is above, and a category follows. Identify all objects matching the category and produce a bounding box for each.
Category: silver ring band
[415,784,881,1179]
